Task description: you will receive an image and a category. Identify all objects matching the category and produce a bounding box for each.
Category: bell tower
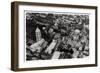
[35,27,42,42]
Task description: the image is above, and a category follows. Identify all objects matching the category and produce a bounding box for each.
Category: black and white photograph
[11,2,97,71]
[26,12,89,61]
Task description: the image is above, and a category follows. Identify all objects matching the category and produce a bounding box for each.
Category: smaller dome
[75,29,80,34]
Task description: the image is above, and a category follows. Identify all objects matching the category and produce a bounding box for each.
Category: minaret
[35,27,42,42]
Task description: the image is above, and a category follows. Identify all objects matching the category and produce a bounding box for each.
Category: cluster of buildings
[30,27,61,59]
